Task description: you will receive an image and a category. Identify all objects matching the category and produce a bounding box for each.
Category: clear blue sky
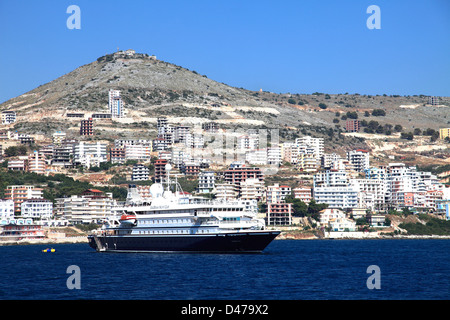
[0,0,449,104]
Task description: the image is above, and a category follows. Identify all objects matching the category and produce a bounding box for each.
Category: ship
[88,164,280,253]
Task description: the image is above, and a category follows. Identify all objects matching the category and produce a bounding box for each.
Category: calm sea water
[0,239,448,300]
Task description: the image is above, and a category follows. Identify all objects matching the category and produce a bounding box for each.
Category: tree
[372,109,386,116]
[318,103,327,109]
[394,124,403,132]
[307,199,328,221]
[346,111,358,119]
[284,195,308,217]
[400,132,414,140]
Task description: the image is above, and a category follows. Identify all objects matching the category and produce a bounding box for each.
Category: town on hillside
[1,89,450,241]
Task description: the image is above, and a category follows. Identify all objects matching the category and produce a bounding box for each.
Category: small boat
[42,248,55,253]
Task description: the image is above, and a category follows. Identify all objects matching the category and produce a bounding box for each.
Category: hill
[1,49,449,166]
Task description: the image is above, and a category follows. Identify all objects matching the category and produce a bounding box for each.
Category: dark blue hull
[88,231,280,253]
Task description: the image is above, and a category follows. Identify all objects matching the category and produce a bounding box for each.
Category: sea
[0,239,448,302]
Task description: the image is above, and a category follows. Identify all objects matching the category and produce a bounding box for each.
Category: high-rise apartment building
[109,89,124,118]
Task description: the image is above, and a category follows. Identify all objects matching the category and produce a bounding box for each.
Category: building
[198,171,216,194]
[52,131,66,145]
[297,154,319,172]
[436,199,450,220]
[224,166,264,185]
[20,199,53,220]
[321,153,342,170]
[202,122,219,133]
[266,184,291,204]
[350,178,387,211]
[238,133,259,151]
[267,147,282,166]
[131,164,150,181]
[5,185,44,214]
[0,221,45,240]
[52,144,75,167]
[182,163,200,176]
[328,217,356,232]
[27,151,46,175]
[347,149,370,172]
[245,149,267,165]
[109,147,126,164]
[267,203,293,226]
[0,199,15,225]
[154,159,168,183]
[313,186,359,209]
[55,189,115,224]
[125,144,152,161]
[439,128,450,140]
[73,142,108,168]
[295,136,324,160]
[80,118,93,136]
[109,89,124,118]
[7,158,27,171]
[152,138,171,151]
[293,187,312,204]
[215,183,239,200]
[318,208,346,226]
[1,111,16,124]
[367,214,386,227]
[314,170,349,188]
[173,126,191,144]
[345,119,360,133]
[428,96,440,106]
[240,178,265,201]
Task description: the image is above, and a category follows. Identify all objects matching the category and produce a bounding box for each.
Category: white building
[328,217,357,232]
[1,111,16,124]
[198,171,216,193]
[214,184,239,200]
[0,199,15,225]
[267,147,282,166]
[295,136,324,160]
[55,191,115,224]
[125,144,152,161]
[347,149,370,172]
[173,126,191,144]
[131,164,150,181]
[314,186,359,209]
[108,89,124,118]
[293,187,312,204]
[20,199,53,220]
[240,178,265,201]
[73,142,108,168]
[319,208,346,226]
[266,184,291,204]
[52,131,66,145]
[246,149,267,165]
[238,133,259,151]
[314,170,349,188]
[321,153,342,169]
[350,179,387,210]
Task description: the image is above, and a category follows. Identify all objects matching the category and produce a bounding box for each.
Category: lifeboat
[119,214,137,225]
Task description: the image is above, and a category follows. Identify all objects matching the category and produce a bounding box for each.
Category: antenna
[165,163,172,191]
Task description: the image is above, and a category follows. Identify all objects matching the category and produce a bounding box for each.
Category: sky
[0,0,449,104]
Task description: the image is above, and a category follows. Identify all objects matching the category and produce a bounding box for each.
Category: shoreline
[2,233,450,246]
